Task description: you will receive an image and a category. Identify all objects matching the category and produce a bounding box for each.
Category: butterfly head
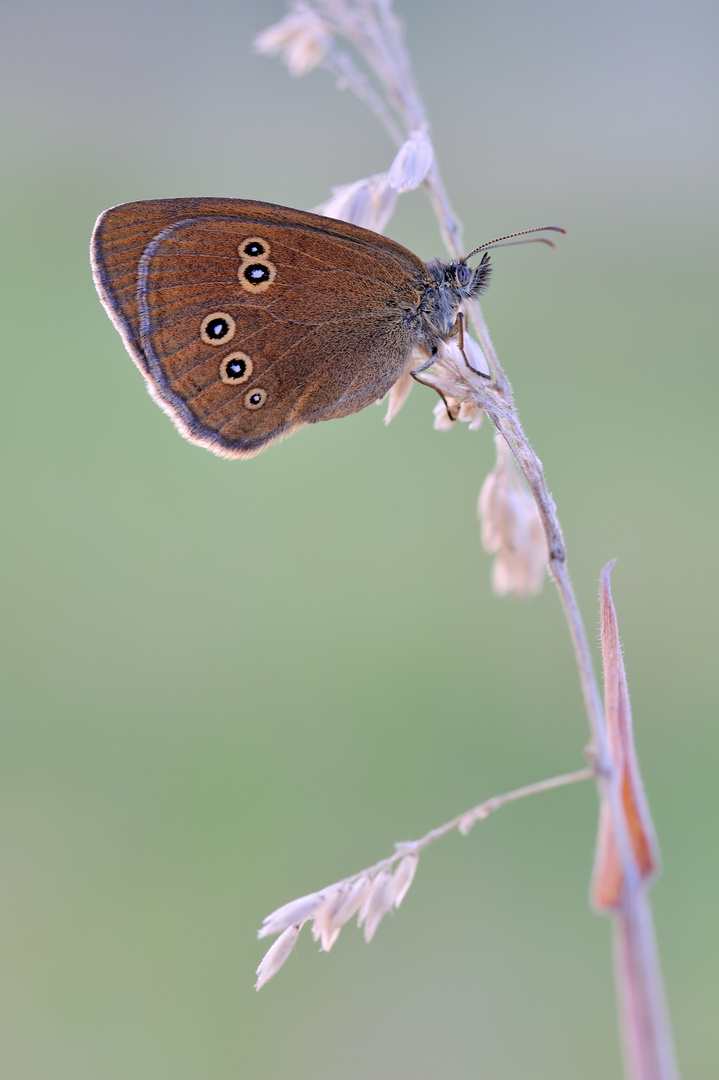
[426,251,492,302]
[418,226,564,349]
[418,252,491,345]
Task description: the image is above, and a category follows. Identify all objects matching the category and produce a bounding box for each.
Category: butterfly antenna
[465,226,566,261]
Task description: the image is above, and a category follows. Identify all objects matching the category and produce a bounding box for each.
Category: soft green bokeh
[1,1,717,1077]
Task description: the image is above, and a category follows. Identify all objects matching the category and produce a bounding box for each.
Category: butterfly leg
[454,311,490,379]
[410,362,457,423]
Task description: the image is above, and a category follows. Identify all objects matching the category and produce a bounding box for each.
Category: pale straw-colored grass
[254,5,679,1079]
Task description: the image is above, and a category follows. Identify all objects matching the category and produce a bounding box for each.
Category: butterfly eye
[456,263,472,286]
[219,352,252,385]
[200,311,236,345]
[239,237,270,259]
[244,388,267,410]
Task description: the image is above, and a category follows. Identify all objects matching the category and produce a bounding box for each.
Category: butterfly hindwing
[92,198,430,456]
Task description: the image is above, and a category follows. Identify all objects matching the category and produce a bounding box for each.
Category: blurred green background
[1,1,717,1077]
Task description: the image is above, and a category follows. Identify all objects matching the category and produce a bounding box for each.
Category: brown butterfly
[91,198,561,458]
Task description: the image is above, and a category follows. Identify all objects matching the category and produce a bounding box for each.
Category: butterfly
[91,197,560,458]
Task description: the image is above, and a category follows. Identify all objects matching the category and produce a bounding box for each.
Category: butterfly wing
[92,198,429,457]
